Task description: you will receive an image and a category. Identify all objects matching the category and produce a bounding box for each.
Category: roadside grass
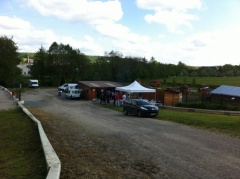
[0,109,47,179]
[159,109,240,138]
[103,104,240,138]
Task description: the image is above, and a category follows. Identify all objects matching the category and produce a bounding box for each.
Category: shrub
[175,102,240,111]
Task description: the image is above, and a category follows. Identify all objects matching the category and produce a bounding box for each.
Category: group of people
[100,89,128,106]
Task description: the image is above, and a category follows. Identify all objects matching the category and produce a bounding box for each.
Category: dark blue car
[123,99,159,117]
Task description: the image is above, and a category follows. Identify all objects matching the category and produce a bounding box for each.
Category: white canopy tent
[116,80,156,99]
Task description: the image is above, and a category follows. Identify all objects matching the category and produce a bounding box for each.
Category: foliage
[18,52,35,59]
[164,76,240,87]
[0,36,21,85]
[11,41,240,87]
[31,43,92,86]
[176,102,240,111]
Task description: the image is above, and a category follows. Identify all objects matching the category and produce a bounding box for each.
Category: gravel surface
[21,88,240,179]
[0,88,17,110]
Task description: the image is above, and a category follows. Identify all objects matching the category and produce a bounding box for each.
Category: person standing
[122,93,126,105]
[100,90,104,104]
[115,92,120,106]
[111,91,115,105]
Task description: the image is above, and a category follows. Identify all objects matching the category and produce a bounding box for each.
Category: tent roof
[115,80,155,93]
[210,85,240,97]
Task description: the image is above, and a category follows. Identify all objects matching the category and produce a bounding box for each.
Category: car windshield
[136,100,150,106]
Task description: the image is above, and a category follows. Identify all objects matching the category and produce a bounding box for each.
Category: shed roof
[210,85,240,97]
[78,81,122,88]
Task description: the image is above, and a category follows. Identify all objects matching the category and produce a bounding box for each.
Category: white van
[29,79,39,88]
[65,88,82,99]
[58,83,78,91]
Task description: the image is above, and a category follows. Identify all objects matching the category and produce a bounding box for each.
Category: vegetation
[0,36,21,86]
[176,101,240,111]
[159,109,240,138]
[103,105,240,138]
[1,38,239,87]
[27,41,240,87]
[163,76,240,87]
[0,109,47,178]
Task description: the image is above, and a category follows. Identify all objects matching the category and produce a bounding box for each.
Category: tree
[31,46,47,81]
[0,36,21,86]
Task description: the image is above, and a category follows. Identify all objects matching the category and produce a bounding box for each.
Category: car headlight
[140,106,148,110]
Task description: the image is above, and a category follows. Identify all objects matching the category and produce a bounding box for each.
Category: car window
[136,100,150,105]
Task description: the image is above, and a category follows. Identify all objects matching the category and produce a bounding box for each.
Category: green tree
[0,36,21,86]
[31,46,47,81]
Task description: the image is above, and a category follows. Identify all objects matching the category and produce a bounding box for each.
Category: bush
[175,102,240,111]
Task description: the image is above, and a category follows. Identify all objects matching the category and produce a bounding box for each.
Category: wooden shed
[210,85,240,104]
[78,81,122,100]
[198,84,210,100]
[164,87,182,106]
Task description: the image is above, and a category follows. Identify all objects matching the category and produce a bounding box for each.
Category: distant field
[162,77,240,86]
[88,55,99,62]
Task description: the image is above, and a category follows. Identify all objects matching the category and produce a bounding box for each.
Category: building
[78,81,122,100]
[210,85,240,104]
[163,87,182,106]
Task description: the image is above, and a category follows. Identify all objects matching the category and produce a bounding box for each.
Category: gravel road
[21,88,240,179]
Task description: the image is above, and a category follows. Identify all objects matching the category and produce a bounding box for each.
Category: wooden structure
[198,84,210,100]
[141,89,164,103]
[164,87,182,106]
[210,85,240,105]
[78,81,122,100]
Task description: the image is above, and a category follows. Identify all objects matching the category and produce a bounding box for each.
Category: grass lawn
[158,109,240,138]
[103,104,240,138]
[0,109,47,179]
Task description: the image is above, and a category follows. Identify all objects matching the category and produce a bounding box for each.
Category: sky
[0,0,240,66]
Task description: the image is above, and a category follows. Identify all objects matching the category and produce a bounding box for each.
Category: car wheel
[137,111,142,117]
[70,96,72,99]
[123,109,128,115]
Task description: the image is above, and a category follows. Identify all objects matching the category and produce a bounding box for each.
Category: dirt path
[0,88,17,110]
[22,88,240,179]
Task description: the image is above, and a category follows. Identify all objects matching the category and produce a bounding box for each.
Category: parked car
[58,83,78,91]
[29,79,39,88]
[65,88,82,99]
[123,99,159,117]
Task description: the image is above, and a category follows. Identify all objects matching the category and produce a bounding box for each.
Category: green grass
[103,104,240,138]
[159,109,240,137]
[0,109,47,178]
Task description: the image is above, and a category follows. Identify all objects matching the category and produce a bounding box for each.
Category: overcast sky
[1,0,240,66]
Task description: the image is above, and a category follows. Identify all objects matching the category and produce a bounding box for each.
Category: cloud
[0,16,31,30]
[161,28,240,66]
[136,0,203,33]
[0,16,103,54]
[20,0,123,25]
[16,0,153,55]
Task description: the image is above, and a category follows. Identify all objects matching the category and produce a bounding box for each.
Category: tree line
[30,42,240,86]
[1,36,240,87]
